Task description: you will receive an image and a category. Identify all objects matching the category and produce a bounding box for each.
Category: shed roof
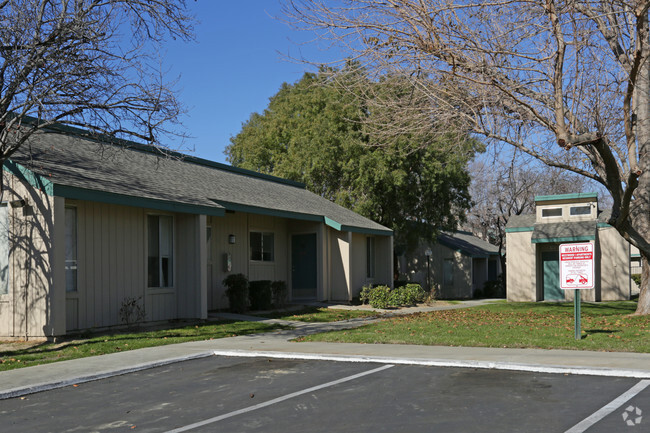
[7,129,391,235]
[438,231,500,258]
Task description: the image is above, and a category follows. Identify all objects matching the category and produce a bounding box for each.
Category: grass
[297,301,650,353]
[254,306,379,322]
[0,320,287,372]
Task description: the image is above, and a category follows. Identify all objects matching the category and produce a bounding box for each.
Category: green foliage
[248,280,273,311]
[367,285,392,309]
[632,274,642,287]
[362,283,428,308]
[223,274,249,313]
[271,280,288,308]
[227,66,481,250]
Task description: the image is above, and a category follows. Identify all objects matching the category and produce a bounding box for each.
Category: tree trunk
[635,251,650,315]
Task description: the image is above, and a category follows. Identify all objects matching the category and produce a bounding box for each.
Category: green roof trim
[505,226,534,233]
[340,224,392,236]
[56,185,225,216]
[324,216,342,231]
[535,192,598,202]
[597,222,611,228]
[4,161,54,195]
[532,235,595,244]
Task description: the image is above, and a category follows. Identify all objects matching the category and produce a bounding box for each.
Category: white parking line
[564,379,650,433]
[164,363,395,433]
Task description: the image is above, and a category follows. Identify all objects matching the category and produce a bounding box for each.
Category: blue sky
[163,1,330,163]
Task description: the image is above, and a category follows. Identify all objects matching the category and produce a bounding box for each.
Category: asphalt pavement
[2,299,650,400]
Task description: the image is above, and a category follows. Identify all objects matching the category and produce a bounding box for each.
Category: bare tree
[285,0,650,314]
[0,0,193,174]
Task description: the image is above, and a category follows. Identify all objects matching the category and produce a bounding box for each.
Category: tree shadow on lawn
[0,321,285,359]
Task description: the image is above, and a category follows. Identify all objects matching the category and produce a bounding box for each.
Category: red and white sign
[560,243,594,289]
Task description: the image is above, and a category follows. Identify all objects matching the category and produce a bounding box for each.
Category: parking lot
[0,355,647,432]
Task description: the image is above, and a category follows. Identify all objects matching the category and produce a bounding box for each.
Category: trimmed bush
[362,283,428,309]
[249,280,273,311]
[367,285,392,309]
[271,280,288,308]
[223,273,249,313]
[632,274,642,287]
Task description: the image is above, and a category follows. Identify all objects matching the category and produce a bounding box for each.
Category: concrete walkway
[2,300,650,400]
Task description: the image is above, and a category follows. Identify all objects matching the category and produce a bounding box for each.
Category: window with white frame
[148,215,173,288]
[65,207,78,292]
[570,205,591,216]
[366,237,376,278]
[250,232,274,262]
[542,208,562,218]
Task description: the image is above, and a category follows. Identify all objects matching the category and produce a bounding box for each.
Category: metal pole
[574,289,581,340]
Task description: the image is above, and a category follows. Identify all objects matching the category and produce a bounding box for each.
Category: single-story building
[506,193,633,302]
[0,126,392,339]
[397,231,502,299]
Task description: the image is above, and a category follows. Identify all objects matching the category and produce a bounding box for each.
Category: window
[443,259,454,286]
[148,215,173,287]
[542,208,562,218]
[65,207,78,292]
[366,237,375,278]
[0,204,8,295]
[250,232,274,262]
[570,205,591,216]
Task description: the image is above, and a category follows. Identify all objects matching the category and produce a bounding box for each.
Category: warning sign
[560,243,594,289]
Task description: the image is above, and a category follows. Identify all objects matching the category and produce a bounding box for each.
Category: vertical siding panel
[76,202,86,329]
[87,202,96,329]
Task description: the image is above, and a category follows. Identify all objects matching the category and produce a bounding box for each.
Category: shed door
[291,233,317,299]
[542,251,563,300]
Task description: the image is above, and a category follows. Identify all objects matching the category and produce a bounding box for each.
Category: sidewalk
[2,300,650,400]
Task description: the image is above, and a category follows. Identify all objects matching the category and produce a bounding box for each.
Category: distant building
[397,231,502,299]
[506,193,634,302]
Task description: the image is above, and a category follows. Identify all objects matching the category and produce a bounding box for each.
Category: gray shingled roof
[9,130,391,235]
[531,221,597,243]
[438,231,500,258]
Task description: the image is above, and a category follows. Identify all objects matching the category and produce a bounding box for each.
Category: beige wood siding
[0,173,60,339]
[506,230,537,302]
[329,230,350,301]
[69,200,146,330]
[598,227,632,301]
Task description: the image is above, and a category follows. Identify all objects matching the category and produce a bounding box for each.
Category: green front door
[542,251,563,300]
[292,233,317,299]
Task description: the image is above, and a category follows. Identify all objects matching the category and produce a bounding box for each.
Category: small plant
[359,285,373,305]
[119,296,146,330]
[249,280,272,311]
[223,273,249,313]
[271,280,288,308]
[632,274,642,287]
[367,285,392,309]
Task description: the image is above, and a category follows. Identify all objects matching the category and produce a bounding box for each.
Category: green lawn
[0,320,287,372]
[254,306,379,322]
[297,301,650,353]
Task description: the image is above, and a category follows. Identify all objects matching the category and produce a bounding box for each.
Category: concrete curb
[211,349,650,379]
[0,351,214,400]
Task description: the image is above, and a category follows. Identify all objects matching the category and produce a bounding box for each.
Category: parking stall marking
[564,379,650,433]
[164,363,395,433]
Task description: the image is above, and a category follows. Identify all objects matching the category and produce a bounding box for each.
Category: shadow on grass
[0,321,285,358]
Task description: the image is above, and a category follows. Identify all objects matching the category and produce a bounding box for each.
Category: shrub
[401,283,427,305]
[249,280,273,311]
[271,280,288,308]
[367,285,392,309]
[223,274,249,313]
[359,285,373,305]
[632,274,642,287]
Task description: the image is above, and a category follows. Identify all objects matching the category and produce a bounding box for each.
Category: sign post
[559,243,594,340]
